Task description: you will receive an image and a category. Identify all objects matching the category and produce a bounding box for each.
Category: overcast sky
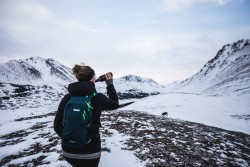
[0,0,249,84]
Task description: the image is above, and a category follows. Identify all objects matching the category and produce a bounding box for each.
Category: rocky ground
[0,110,249,167]
[103,111,250,167]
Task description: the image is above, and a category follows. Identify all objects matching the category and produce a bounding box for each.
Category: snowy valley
[0,39,250,166]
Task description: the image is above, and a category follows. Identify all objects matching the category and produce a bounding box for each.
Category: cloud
[59,20,103,33]
[162,0,243,11]
[0,0,54,21]
[0,0,54,43]
[0,0,102,44]
[18,1,53,21]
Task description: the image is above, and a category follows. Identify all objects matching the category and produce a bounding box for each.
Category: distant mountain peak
[200,39,250,77]
[120,75,158,84]
[0,57,75,85]
[166,39,250,96]
[26,56,45,60]
[22,56,60,64]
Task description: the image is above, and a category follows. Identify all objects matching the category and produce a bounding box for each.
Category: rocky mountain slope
[97,75,164,100]
[0,57,164,102]
[0,57,75,86]
[166,39,250,96]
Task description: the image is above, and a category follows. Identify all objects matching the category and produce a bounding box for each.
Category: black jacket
[54,81,119,154]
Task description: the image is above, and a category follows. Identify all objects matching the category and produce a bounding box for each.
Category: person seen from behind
[54,64,119,167]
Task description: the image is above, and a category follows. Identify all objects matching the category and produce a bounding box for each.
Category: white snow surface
[120,93,250,135]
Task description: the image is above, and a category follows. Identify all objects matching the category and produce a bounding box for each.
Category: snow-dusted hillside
[166,39,250,97]
[0,57,75,86]
[96,75,164,100]
[0,57,164,100]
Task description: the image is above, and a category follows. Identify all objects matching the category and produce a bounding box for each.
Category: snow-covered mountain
[166,39,250,96]
[96,75,164,99]
[0,57,75,86]
[0,57,164,101]
[1,38,249,101]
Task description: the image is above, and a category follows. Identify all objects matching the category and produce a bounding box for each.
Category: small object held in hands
[96,72,113,82]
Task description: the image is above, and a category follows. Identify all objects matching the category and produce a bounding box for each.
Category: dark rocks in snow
[101,110,250,167]
[117,92,149,100]
[0,113,59,166]
[11,84,34,98]
[0,83,35,99]
[45,59,72,81]
[12,84,34,93]
[161,112,168,116]
[102,147,111,153]
[0,96,10,100]
[231,39,249,53]
[0,83,66,110]
[15,112,55,122]
[0,111,249,166]
[231,115,250,121]
[118,89,160,100]
[20,61,42,79]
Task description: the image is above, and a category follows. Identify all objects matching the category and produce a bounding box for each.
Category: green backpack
[61,92,96,148]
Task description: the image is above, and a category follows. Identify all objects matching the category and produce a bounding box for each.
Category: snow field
[121,93,250,134]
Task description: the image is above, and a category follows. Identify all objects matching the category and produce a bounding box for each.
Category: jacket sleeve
[54,94,71,137]
[102,85,119,110]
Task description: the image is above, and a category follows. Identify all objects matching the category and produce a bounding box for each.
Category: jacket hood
[68,81,96,96]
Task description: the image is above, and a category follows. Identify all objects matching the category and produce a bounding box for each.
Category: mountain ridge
[0,56,164,101]
[0,56,75,86]
[166,39,250,97]
[1,39,249,98]
[0,56,163,87]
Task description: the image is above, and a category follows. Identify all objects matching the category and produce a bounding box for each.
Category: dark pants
[64,157,100,167]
